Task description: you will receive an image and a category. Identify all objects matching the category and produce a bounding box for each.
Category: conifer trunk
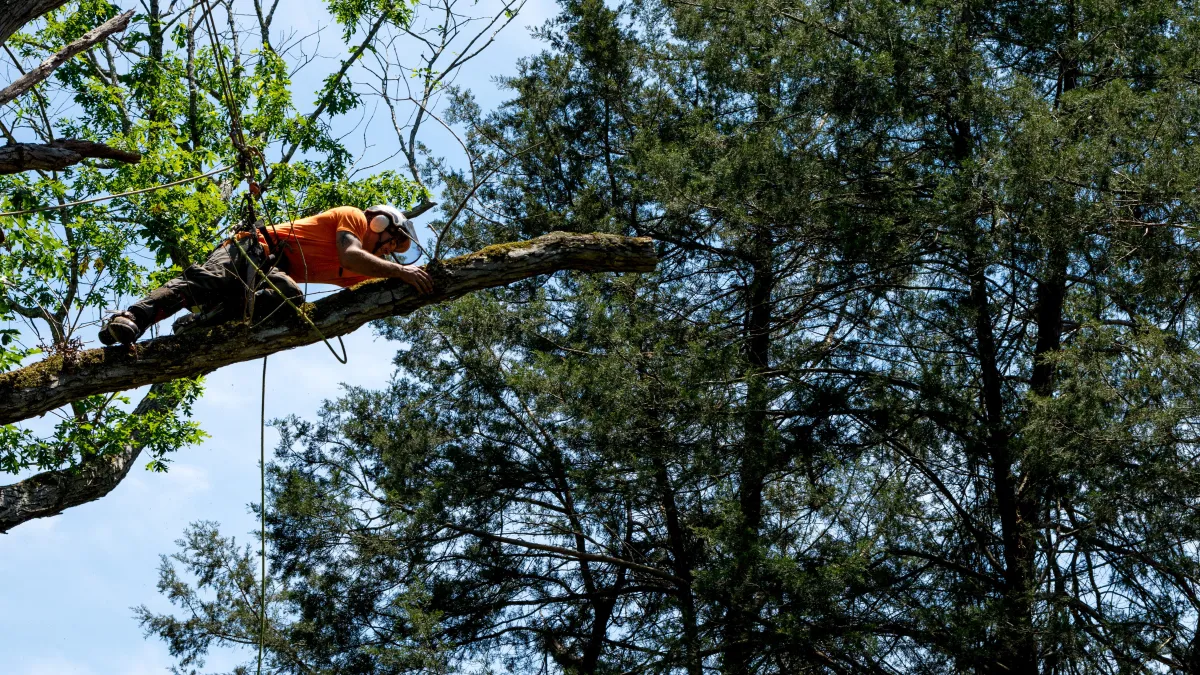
[724,230,773,674]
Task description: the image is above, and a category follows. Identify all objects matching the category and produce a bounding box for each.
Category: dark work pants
[127,242,304,330]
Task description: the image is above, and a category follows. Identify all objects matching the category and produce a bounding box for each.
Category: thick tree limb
[0,138,140,174]
[0,232,657,426]
[0,382,182,533]
[0,233,654,533]
[0,0,69,47]
[0,9,134,107]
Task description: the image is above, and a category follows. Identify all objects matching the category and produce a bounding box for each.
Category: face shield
[366,204,426,260]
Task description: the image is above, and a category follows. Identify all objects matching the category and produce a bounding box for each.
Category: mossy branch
[0,232,655,533]
[0,232,657,427]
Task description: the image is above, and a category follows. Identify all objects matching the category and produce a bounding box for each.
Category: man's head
[364,204,418,256]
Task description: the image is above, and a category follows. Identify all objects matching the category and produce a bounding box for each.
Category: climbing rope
[193,5,358,671]
[197,6,273,672]
[197,0,348,365]
[258,355,268,675]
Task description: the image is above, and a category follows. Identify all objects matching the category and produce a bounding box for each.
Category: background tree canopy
[8,0,1200,672]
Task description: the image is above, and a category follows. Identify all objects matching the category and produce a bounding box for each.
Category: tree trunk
[967,248,1037,675]
[653,455,702,675]
[723,230,773,675]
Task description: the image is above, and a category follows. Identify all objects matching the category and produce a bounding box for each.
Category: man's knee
[128,284,189,326]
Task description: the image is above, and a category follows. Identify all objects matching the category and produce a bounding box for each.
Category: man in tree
[99,205,434,346]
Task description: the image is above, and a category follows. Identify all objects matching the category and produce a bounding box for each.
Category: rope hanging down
[197,5,274,673]
[196,2,352,670]
[258,355,268,675]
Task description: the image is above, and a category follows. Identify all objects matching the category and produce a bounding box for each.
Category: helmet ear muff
[369,214,391,234]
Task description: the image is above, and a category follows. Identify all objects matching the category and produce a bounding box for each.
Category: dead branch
[0,9,134,107]
[0,138,140,173]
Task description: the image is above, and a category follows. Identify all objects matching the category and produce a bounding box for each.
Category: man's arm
[337,231,433,293]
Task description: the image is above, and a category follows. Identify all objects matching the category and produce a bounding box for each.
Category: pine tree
[143,0,1200,672]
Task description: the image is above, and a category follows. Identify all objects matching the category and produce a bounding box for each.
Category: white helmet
[366,204,417,243]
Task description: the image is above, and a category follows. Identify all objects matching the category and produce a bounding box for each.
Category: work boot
[99,285,191,346]
[99,310,141,346]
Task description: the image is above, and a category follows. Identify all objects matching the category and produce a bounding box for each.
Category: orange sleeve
[331,206,369,242]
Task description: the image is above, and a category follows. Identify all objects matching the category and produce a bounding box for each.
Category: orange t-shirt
[256,206,373,287]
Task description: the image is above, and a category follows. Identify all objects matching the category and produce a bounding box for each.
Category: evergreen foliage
[122,0,1200,671]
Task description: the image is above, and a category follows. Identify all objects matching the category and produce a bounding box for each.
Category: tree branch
[0,0,69,47]
[0,232,657,426]
[0,9,134,107]
[0,138,140,174]
[438,519,683,585]
[0,381,181,533]
[269,11,390,180]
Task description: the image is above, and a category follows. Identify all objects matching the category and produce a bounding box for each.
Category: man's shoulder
[323,205,367,224]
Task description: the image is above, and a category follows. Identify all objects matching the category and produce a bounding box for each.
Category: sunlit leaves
[0,0,422,478]
[326,0,416,40]
[303,170,428,214]
[0,377,205,474]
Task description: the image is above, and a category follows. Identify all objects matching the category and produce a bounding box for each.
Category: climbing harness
[197,0,348,364]
[196,2,365,668]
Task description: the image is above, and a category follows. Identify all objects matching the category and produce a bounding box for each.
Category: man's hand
[394,264,433,294]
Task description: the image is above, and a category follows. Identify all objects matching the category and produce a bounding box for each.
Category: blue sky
[0,0,555,672]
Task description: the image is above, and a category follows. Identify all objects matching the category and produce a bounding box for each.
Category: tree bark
[0,9,134,107]
[0,0,69,47]
[653,454,702,675]
[0,232,656,426]
[0,138,139,174]
[0,233,654,534]
[723,232,773,675]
